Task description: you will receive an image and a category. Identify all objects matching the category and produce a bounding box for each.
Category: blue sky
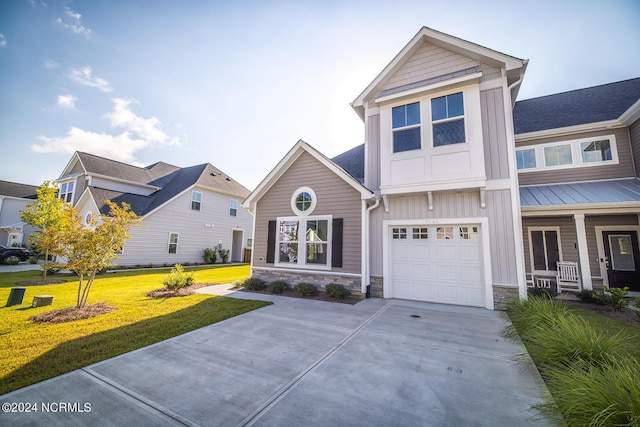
[1,0,639,190]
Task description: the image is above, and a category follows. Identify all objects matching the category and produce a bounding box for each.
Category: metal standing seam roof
[520,178,640,208]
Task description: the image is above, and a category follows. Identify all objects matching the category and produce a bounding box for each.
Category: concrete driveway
[1,290,554,426]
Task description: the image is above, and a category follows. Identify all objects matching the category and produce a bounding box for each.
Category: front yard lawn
[0,265,269,395]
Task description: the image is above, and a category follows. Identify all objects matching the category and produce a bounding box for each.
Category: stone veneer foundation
[492,285,519,310]
[252,268,363,296]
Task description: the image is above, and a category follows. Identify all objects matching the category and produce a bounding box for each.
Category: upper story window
[229,199,238,217]
[191,191,202,211]
[516,135,618,172]
[392,102,421,153]
[431,92,465,147]
[59,181,74,203]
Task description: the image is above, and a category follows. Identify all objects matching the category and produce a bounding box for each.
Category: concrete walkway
[1,287,554,426]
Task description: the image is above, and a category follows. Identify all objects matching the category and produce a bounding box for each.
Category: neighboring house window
[191,191,202,211]
[516,148,536,170]
[392,102,421,153]
[431,92,465,147]
[516,135,618,172]
[529,228,561,272]
[392,228,407,239]
[291,187,317,215]
[275,216,332,268]
[59,182,74,203]
[168,233,179,254]
[229,199,238,217]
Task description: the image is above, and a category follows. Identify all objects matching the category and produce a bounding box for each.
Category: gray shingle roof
[520,178,640,208]
[0,180,38,199]
[331,144,364,183]
[513,77,640,134]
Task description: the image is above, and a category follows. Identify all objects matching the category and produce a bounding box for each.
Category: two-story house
[57,151,253,266]
[0,180,38,247]
[243,27,528,309]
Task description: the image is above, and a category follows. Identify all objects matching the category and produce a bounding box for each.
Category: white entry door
[390,225,484,307]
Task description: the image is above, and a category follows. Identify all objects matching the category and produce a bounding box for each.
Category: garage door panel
[390,224,485,307]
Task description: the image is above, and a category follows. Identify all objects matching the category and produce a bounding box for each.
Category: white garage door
[390,225,485,307]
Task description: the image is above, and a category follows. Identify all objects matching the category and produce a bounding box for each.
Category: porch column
[573,213,593,290]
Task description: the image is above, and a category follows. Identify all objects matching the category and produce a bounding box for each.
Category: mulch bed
[560,299,640,327]
[15,279,67,286]
[239,287,364,305]
[147,283,210,299]
[30,303,116,323]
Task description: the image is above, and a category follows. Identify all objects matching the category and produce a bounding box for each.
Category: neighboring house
[58,152,253,266]
[515,78,640,293]
[0,180,38,247]
[245,27,529,309]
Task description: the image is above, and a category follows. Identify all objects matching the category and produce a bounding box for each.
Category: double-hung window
[392,102,421,153]
[276,216,331,268]
[529,228,560,272]
[431,92,465,147]
[191,191,202,211]
[168,232,179,254]
[59,182,74,203]
[229,199,238,217]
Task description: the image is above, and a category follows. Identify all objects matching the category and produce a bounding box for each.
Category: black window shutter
[332,218,343,268]
[266,220,276,264]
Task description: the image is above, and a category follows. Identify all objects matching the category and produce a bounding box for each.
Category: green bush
[203,248,217,264]
[243,277,266,291]
[294,283,318,297]
[325,283,350,299]
[576,289,597,303]
[28,255,39,264]
[535,358,640,427]
[162,264,195,290]
[219,249,230,263]
[527,286,557,299]
[268,280,288,294]
[593,287,629,311]
[635,297,640,319]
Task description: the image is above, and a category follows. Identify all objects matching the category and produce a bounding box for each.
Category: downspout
[362,196,380,297]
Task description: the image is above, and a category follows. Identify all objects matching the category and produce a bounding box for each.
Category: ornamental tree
[61,200,141,308]
[20,181,75,280]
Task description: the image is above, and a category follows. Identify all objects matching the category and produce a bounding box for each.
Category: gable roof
[242,140,374,209]
[513,77,640,135]
[351,26,527,120]
[0,180,38,199]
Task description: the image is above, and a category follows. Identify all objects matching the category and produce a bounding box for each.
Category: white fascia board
[521,202,640,216]
[243,140,374,209]
[59,152,84,179]
[374,72,482,104]
[619,98,640,125]
[88,173,161,192]
[77,187,100,214]
[515,120,623,143]
[191,184,248,200]
[380,178,487,195]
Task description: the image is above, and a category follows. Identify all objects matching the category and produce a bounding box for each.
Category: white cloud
[68,66,112,92]
[44,59,59,69]
[57,7,91,36]
[0,34,6,48]
[32,98,179,162]
[56,94,77,110]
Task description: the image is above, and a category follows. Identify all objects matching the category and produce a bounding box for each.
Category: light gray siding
[0,197,36,246]
[253,152,363,274]
[365,114,381,190]
[481,88,510,180]
[630,119,640,177]
[517,127,634,185]
[485,190,517,284]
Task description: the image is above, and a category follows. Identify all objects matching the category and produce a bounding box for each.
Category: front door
[603,231,640,291]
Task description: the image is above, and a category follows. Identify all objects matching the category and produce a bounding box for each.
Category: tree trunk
[76,274,84,309]
[43,249,48,280]
[80,271,96,308]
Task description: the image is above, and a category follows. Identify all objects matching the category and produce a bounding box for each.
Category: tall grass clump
[502,295,570,343]
[535,358,640,427]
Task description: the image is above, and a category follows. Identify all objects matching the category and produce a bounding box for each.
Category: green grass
[0,265,270,395]
[505,296,640,426]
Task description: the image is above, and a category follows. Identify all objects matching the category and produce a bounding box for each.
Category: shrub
[268,280,288,294]
[28,255,39,264]
[535,358,640,427]
[635,297,640,319]
[527,286,557,299]
[593,287,629,311]
[326,283,351,299]
[162,264,195,290]
[243,277,266,291]
[295,283,318,297]
[576,289,597,303]
[203,248,217,264]
[219,249,230,263]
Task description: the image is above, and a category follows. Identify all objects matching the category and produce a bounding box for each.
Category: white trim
[594,225,640,287]
[380,177,487,194]
[290,186,317,216]
[273,215,333,271]
[375,73,481,104]
[253,266,362,278]
[527,226,563,276]
[229,199,239,217]
[522,203,640,215]
[515,120,623,142]
[619,98,640,125]
[382,217,493,310]
[573,213,592,290]
[485,179,511,191]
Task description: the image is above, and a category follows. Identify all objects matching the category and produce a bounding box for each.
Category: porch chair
[556,261,581,292]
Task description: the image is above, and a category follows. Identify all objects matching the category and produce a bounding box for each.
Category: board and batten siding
[521,216,578,274]
[481,87,510,180]
[516,127,634,186]
[629,118,640,177]
[365,114,381,191]
[381,41,500,91]
[253,151,363,274]
[115,188,252,266]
